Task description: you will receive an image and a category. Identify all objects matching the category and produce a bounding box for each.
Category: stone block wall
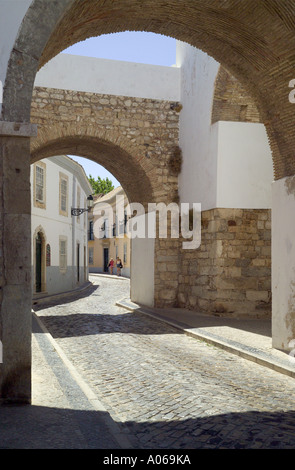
[176,208,271,318]
[30,87,180,207]
[154,236,181,308]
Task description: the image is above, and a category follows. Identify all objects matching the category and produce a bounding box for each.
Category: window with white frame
[59,173,68,216]
[36,165,44,202]
[59,237,67,272]
[34,162,46,208]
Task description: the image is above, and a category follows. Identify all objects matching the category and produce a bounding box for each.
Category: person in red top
[108,258,114,274]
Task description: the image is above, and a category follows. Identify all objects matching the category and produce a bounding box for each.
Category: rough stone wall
[30,86,180,206]
[212,66,261,124]
[154,236,181,308]
[178,209,272,318]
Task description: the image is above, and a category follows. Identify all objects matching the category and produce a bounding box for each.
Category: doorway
[103,248,109,272]
[77,243,80,283]
[36,233,42,293]
[84,245,87,281]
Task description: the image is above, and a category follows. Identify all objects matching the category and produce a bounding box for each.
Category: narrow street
[33,274,295,449]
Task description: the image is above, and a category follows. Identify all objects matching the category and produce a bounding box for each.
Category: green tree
[88,175,114,195]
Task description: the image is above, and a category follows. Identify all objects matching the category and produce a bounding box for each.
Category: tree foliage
[88,175,114,195]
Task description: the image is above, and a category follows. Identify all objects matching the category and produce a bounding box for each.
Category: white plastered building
[31,155,93,298]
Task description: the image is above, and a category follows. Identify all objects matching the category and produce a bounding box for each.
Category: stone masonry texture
[177,209,272,318]
[30,86,180,207]
[155,208,272,318]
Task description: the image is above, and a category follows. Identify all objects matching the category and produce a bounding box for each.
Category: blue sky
[63,32,176,188]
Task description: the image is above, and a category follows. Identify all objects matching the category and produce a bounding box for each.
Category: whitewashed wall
[216,121,273,209]
[272,176,295,351]
[130,213,155,307]
[177,43,220,210]
[176,42,273,210]
[35,53,180,102]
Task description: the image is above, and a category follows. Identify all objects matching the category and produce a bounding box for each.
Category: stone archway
[2,0,295,402]
[30,85,180,207]
[29,84,182,313]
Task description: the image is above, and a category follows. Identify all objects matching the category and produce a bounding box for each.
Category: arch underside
[3,0,295,179]
[211,66,262,125]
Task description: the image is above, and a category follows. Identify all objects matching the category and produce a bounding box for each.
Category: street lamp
[71,195,94,216]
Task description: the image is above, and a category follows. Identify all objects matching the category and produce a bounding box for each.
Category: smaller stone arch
[32,225,47,294]
[31,133,155,208]
[29,86,180,207]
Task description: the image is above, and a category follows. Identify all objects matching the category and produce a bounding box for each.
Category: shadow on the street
[0,403,294,449]
[33,311,183,337]
[32,284,100,311]
[33,279,271,341]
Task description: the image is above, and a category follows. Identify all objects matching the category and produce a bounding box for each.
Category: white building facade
[31,155,93,297]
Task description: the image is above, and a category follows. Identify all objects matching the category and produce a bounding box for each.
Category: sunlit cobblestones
[35,275,295,449]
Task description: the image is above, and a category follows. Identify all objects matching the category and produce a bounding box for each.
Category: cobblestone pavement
[34,275,295,449]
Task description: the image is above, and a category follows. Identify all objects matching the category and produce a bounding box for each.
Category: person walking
[108,258,114,274]
[116,257,123,276]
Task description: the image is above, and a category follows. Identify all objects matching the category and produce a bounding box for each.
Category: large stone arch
[3,0,295,179]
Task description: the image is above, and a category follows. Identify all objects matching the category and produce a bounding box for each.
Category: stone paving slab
[116,298,295,379]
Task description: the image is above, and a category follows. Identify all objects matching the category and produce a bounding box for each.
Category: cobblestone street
[33,275,295,449]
